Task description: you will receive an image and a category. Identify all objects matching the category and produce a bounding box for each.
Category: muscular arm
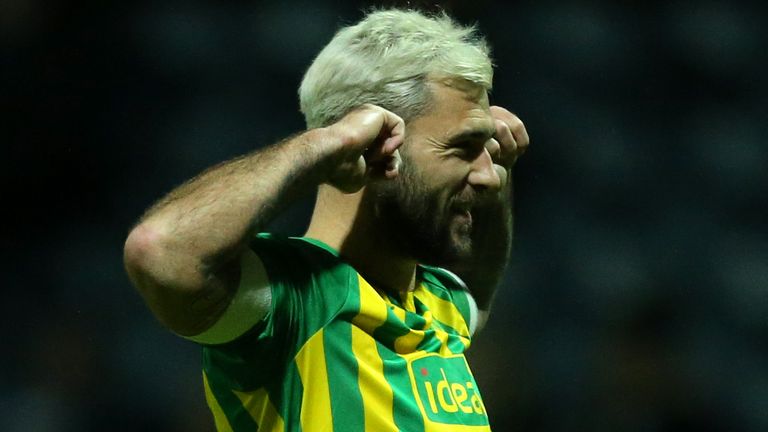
[123,106,404,336]
[452,107,529,316]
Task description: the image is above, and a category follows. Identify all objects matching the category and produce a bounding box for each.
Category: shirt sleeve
[432,267,483,337]
[198,234,353,392]
[421,266,485,337]
[183,248,273,345]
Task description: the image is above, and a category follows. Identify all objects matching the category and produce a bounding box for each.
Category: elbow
[123,222,166,285]
[123,223,202,334]
[123,221,189,305]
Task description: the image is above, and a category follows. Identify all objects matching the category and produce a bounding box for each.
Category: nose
[467,146,501,192]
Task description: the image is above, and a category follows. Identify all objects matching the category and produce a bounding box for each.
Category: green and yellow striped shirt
[200,234,490,431]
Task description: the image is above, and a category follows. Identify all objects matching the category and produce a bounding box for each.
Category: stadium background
[3,0,767,430]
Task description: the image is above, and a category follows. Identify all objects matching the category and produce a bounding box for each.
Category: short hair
[299,8,493,129]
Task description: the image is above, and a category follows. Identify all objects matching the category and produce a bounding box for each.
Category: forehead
[409,80,494,141]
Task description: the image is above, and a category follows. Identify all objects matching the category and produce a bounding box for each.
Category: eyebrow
[447,126,496,144]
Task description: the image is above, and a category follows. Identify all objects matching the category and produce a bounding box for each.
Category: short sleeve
[420,266,482,337]
[199,234,355,390]
[184,248,272,345]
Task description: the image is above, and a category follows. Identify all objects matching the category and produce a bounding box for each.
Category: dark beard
[367,156,472,266]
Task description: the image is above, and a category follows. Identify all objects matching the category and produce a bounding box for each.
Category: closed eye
[451,141,485,160]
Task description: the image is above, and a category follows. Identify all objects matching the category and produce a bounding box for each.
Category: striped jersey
[199,233,490,431]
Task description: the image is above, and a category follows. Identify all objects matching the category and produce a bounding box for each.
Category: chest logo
[408,354,488,426]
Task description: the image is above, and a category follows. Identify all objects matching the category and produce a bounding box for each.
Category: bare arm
[452,107,529,314]
[123,106,404,336]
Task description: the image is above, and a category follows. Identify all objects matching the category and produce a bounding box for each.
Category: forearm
[124,105,404,335]
[156,135,322,250]
[453,176,514,311]
[123,129,334,334]
[132,129,331,277]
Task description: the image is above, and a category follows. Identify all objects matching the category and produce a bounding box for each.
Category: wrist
[295,127,345,184]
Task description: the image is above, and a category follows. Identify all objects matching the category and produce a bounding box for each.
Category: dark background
[3,0,767,430]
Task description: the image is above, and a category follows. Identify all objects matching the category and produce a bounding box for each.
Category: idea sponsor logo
[408,354,489,426]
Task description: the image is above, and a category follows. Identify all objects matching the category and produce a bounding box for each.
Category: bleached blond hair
[299,9,493,128]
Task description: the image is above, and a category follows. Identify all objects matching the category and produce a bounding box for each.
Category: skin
[308,81,529,309]
[123,80,528,337]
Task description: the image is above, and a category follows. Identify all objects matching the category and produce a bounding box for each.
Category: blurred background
[3,0,767,430]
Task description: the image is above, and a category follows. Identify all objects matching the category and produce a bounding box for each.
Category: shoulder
[250,233,342,275]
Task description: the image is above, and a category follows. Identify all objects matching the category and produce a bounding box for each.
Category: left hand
[487,106,530,187]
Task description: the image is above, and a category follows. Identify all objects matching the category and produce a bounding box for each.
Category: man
[124,8,529,431]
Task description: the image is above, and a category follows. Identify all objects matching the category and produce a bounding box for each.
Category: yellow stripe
[424,417,492,432]
[391,305,407,322]
[232,388,285,432]
[393,297,425,354]
[431,325,457,356]
[415,287,471,353]
[416,286,471,338]
[351,275,387,327]
[352,275,397,430]
[352,275,390,332]
[376,285,427,354]
[295,329,333,431]
[203,372,234,432]
[394,328,425,354]
[402,291,417,313]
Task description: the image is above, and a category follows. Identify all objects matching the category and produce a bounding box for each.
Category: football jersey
[199,233,490,431]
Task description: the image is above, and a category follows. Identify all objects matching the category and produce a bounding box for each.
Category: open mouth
[454,208,472,224]
[451,198,474,228]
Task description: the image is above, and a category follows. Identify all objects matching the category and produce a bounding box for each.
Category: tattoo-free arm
[123,131,331,336]
[122,106,404,337]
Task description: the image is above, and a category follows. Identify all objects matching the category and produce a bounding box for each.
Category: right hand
[324,104,405,193]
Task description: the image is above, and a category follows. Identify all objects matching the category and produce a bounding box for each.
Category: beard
[367,154,474,266]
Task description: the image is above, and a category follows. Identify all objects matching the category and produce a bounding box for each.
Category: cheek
[404,156,467,205]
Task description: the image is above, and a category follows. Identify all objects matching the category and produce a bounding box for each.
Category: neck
[304,185,418,294]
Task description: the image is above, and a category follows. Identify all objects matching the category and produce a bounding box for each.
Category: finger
[510,118,529,155]
[485,137,501,161]
[366,112,403,180]
[493,119,518,165]
[384,149,401,179]
[367,148,401,181]
[491,106,529,155]
[382,110,405,154]
[490,105,514,122]
[363,108,403,156]
[365,109,404,175]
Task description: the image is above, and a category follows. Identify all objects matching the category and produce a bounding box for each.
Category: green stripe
[431,317,470,347]
[251,233,355,359]
[420,279,453,301]
[420,267,474,332]
[411,297,468,355]
[281,362,305,431]
[403,309,428,330]
[205,374,260,430]
[412,297,467,340]
[325,321,365,430]
[373,307,412,348]
[202,321,284,390]
[376,342,426,432]
[387,292,404,309]
[415,327,468,354]
[450,289,472,332]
